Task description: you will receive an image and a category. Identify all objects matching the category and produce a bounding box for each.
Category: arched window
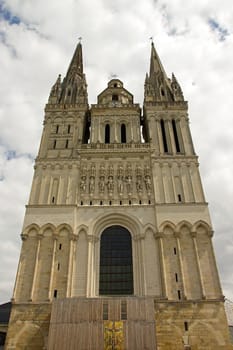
[105,124,110,144]
[99,225,133,295]
[172,119,180,152]
[121,124,126,143]
[160,119,168,153]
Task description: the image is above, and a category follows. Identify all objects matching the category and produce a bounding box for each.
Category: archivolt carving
[92,212,142,239]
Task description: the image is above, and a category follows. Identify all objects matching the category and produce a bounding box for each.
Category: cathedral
[5,41,233,349]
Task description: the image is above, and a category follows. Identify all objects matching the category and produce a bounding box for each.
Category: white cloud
[0,0,233,304]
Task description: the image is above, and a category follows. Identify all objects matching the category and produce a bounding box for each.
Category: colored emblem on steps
[104,321,124,350]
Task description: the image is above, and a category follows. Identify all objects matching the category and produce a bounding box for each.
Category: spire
[149,42,168,79]
[66,41,83,78]
[144,42,184,104]
[48,41,88,105]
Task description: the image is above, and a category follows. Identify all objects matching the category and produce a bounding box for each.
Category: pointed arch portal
[99,225,133,295]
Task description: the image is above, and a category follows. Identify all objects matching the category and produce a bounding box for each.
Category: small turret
[171,73,184,102]
[48,74,62,104]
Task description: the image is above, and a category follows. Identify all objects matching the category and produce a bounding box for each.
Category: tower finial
[149,36,154,45]
[78,37,82,43]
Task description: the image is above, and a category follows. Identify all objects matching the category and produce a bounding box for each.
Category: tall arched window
[105,124,110,144]
[160,119,168,153]
[172,119,180,153]
[99,225,133,295]
[121,124,126,143]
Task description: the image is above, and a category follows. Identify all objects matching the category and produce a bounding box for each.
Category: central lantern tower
[5,42,232,350]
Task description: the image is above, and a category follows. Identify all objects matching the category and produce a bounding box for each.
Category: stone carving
[144,164,150,177]
[136,164,142,177]
[125,176,133,194]
[89,177,95,194]
[81,164,88,178]
[99,176,105,194]
[99,163,105,177]
[136,177,143,193]
[125,163,132,177]
[90,163,96,177]
[80,177,86,193]
[117,164,124,177]
[117,176,124,195]
[107,176,114,194]
[108,164,114,177]
[145,175,151,193]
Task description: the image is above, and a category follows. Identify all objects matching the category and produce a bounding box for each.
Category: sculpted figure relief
[145,175,151,192]
[89,177,95,194]
[107,176,114,193]
[136,177,143,193]
[80,177,86,193]
[99,177,105,193]
[117,176,124,194]
[126,176,133,194]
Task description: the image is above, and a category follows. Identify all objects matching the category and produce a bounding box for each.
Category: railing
[80,143,150,150]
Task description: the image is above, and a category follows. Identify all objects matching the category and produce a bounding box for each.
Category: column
[12,235,28,301]
[191,232,205,298]
[86,235,94,297]
[154,232,168,299]
[70,235,78,296]
[175,232,187,299]
[66,234,76,297]
[30,234,42,301]
[48,235,57,301]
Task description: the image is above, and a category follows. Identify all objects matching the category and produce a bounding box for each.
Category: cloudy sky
[0,0,233,305]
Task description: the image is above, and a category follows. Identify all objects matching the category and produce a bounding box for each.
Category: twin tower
[5,42,232,349]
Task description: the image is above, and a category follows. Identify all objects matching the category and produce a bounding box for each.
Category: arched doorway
[99,225,133,295]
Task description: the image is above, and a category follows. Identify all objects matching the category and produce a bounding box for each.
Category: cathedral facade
[5,42,232,349]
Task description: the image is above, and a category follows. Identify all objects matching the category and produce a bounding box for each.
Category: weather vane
[149,36,154,43]
[78,37,82,43]
[108,73,118,80]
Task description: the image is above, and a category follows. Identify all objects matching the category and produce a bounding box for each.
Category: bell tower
[5,42,232,350]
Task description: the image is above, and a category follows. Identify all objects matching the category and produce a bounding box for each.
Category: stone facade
[5,42,233,349]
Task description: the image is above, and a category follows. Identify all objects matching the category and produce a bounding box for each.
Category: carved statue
[117,164,124,177]
[90,163,96,177]
[108,164,114,177]
[107,176,114,193]
[136,177,143,193]
[126,176,133,194]
[145,175,151,192]
[117,176,124,194]
[80,177,86,193]
[99,177,105,193]
[89,177,95,194]
[99,163,105,177]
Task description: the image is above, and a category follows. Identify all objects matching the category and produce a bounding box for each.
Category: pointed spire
[144,42,185,104]
[149,42,168,79]
[66,42,83,78]
[52,41,88,106]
